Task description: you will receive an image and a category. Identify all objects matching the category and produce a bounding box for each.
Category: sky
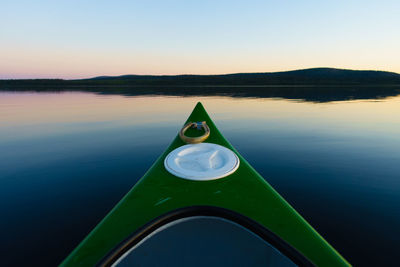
[1,0,399,79]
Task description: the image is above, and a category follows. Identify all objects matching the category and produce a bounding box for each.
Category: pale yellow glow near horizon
[1,44,399,79]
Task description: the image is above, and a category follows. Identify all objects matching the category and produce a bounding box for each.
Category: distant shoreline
[2,68,400,102]
[3,84,400,88]
[2,67,400,85]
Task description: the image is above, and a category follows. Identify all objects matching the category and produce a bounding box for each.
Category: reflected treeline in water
[1,84,400,102]
[82,85,400,102]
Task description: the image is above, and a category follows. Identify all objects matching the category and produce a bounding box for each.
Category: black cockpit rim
[98,205,315,267]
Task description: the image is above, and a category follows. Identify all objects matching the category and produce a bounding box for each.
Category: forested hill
[2,68,400,88]
[85,68,400,86]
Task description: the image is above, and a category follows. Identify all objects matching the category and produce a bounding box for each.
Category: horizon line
[1,67,399,80]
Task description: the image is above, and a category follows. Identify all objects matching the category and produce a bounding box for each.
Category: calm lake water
[1,91,400,266]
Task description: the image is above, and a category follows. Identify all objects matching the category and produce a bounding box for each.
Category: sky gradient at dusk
[1,0,399,79]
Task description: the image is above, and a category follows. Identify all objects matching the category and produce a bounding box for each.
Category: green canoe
[60,102,350,267]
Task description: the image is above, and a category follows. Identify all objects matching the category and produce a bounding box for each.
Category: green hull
[60,102,350,266]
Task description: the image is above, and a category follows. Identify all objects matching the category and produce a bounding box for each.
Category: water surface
[1,91,400,266]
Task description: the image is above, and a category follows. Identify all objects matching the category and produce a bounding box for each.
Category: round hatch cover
[164,143,240,181]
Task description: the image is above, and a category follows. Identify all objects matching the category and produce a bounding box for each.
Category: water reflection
[0,92,399,266]
[2,84,400,102]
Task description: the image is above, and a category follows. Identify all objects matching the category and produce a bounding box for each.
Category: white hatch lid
[164,143,240,181]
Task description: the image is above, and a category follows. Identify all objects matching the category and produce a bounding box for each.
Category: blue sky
[1,0,399,78]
